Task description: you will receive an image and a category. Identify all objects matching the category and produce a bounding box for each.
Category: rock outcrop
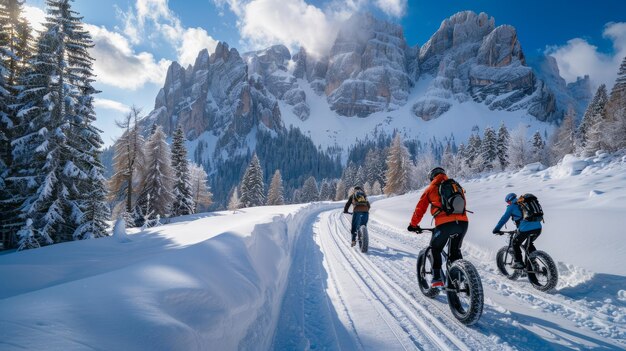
[413,11,557,121]
[145,42,282,158]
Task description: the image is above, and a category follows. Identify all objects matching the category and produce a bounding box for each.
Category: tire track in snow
[323,210,501,350]
[364,218,626,349]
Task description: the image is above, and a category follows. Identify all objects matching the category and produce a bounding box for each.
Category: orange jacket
[410,174,469,227]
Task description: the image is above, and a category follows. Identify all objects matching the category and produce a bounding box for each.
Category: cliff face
[146,42,282,159]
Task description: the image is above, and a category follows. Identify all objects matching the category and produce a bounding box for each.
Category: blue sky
[22,0,626,146]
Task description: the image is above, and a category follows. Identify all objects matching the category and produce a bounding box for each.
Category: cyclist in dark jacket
[344,186,370,247]
[493,193,542,269]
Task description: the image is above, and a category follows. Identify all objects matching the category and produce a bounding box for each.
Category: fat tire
[359,225,369,253]
[416,249,439,298]
[528,250,558,292]
[446,259,483,325]
[496,246,521,280]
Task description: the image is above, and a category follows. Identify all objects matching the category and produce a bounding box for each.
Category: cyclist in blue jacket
[493,193,542,269]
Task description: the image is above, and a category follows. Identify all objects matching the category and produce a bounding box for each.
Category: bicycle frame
[418,228,464,291]
[501,231,540,273]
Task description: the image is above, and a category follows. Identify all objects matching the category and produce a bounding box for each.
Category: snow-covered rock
[323,13,411,117]
[413,11,557,121]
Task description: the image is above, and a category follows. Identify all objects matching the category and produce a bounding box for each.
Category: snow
[281,77,554,156]
[1,156,625,350]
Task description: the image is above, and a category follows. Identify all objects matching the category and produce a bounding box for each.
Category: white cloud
[178,27,219,66]
[119,0,218,65]
[22,5,46,32]
[86,24,171,90]
[549,22,626,90]
[373,0,407,17]
[94,98,132,114]
[238,0,340,57]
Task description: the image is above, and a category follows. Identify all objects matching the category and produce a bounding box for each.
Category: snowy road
[272,208,626,350]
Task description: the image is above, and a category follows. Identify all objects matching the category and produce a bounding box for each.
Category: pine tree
[496,122,510,170]
[108,107,144,217]
[170,125,195,216]
[371,180,382,195]
[239,153,265,207]
[266,169,284,205]
[365,148,385,187]
[384,134,411,195]
[507,125,530,170]
[334,179,346,201]
[228,187,241,211]
[135,126,174,222]
[607,56,626,150]
[413,150,435,189]
[318,179,333,201]
[530,131,546,164]
[577,84,608,156]
[355,165,367,189]
[481,126,497,171]
[549,107,576,163]
[465,133,482,170]
[189,163,212,212]
[300,176,319,203]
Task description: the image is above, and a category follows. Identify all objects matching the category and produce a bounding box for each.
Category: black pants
[351,212,369,241]
[513,229,541,262]
[430,221,468,270]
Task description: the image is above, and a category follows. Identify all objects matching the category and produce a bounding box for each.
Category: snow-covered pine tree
[481,126,497,171]
[365,148,385,187]
[334,179,346,200]
[465,133,482,170]
[170,125,195,216]
[108,106,145,218]
[189,163,212,212]
[341,162,357,190]
[413,150,435,189]
[384,134,411,195]
[507,125,530,170]
[355,165,367,189]
[318,179,333,201]
[371,180,382,195]
[9,22,90,243]
[607,56,626,150]
[577,84,608,155]
[51,0,110,239]
[549,107,576,163]
[300,176,319,203]
[239,153,265,208]
[266,169,285,205]
[496,122,510,170]
[363,182,372,196]
[135,126,174,222]
[228,187,241,211]
[530,131,546,164]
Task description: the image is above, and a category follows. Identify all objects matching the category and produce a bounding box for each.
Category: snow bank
[0,203,339,350]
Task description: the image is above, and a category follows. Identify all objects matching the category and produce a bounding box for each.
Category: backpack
[437,179,466,215]
[517,193,544,222]
[353,190,368,206]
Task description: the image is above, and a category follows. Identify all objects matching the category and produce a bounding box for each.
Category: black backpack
[517,194,544,222]
[353,190,368,206]
[437,179,466,215]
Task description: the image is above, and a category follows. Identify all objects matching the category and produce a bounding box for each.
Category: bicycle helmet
[505,193,517,203]
[354,186,363,191]
[428,167,445,181]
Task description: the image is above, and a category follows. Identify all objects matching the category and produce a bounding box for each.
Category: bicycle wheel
[496,246,521,280]
[416,248,439,298]
[527,251,558,292]
[358,225,368,253]
[446,259,484,325]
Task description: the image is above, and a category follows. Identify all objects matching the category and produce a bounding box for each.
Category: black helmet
[428,167,445,181]
[354,186,363,191]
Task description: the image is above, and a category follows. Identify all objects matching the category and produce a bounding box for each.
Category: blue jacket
[494,200,542,232]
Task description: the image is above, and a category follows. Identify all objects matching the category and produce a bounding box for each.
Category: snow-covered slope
[1,154,624,350]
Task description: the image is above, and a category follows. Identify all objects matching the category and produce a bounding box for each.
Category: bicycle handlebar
[409,227,434,233]
[497,230,517,235]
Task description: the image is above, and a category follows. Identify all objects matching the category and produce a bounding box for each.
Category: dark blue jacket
[494,199,542,232]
